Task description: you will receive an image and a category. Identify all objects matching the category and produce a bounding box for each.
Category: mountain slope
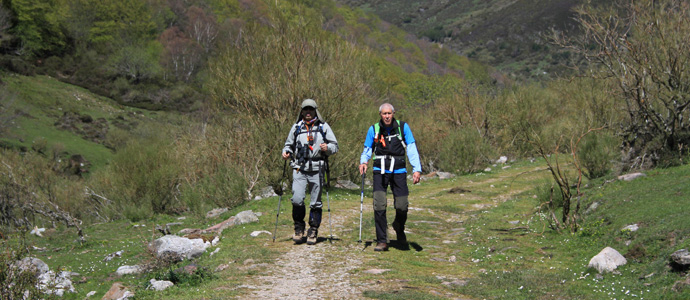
[338,0,610,78]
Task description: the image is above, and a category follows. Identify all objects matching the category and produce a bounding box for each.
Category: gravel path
[240,214,367,299]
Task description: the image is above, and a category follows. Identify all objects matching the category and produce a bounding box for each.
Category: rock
[102,282,134,300]
[215,264,230,272]
[449,256,457,262]
[149,235,210,261]
[363,268,390,274]
[484,167,492,172]
[618,172,646,181]
[115,265,142,276]
[86,291,96,297]
[437,172,455,180]
[671,249,690,266]
[250,230,272,237]
[103,251,123,262]
[37,270,76,296]
[253,186,278,200]
[509,220,520,225]
[149,279,174,291]
[234,210,260,225]
[14,257,50,275]
[442,279,467,286]
[622,224,639,232]
[588,247,627,273]
[206,208,228,219]
[585,201,600,214]
[335,180,359,189]
[496,156,508,164]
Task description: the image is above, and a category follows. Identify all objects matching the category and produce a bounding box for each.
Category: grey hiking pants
[291,169,323,209]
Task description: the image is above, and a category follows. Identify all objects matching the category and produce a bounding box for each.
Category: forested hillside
[0,0,491,111]
[337,0,611,79]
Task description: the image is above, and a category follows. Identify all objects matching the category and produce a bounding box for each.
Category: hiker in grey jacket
[282,99,338,245]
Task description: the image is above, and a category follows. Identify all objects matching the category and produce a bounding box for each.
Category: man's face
[380,107,394,126]
[302,106,315,121]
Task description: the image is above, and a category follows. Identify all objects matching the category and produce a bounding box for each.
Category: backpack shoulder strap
[397,120,406,144]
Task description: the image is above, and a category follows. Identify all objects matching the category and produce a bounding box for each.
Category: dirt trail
[238,213,368,299]
[236,166,548,299]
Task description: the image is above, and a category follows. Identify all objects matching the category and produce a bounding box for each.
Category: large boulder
[149,235,210,261]
[588,247,627,273]
[14,257,50,275]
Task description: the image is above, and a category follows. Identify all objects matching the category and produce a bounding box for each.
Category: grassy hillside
[337,0,610,79]
[9,157,689,299]
[1,74,183,172]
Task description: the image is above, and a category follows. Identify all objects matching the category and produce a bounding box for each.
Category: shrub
[437,127,492,174]
[578,132,618,179]
[107,138,183,218]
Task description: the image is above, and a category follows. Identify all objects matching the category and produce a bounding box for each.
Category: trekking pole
[358,173,365,243]
[273,159,288,243]
[324,168,333,242]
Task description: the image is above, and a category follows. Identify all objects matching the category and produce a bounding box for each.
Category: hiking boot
[306,227,318,245]
[293,229,305,244]
[392,220,406,243]
[374,242,388,252]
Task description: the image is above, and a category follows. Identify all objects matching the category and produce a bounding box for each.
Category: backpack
[373,120,407,150]
[292,121,331,186]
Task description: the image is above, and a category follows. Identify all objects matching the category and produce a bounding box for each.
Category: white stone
[150,235,210,261]
[588,247,627,273]
[618,172,646,181]
[116,265,142,276]
[622,224,639,232]
[250,230,272,237]
[149,279,174,291]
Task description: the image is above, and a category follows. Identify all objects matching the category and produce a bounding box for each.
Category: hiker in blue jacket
[283,99,338,245]
[359,103,421,251]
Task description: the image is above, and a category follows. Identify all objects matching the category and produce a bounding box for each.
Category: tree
[556,0,690,168]
[185,6,217,53]
[6,0,67,57]
[159,26,202,82]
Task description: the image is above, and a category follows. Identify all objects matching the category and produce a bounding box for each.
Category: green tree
[6,0,67,57]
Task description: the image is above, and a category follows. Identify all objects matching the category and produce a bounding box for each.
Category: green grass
[1,74,184,171]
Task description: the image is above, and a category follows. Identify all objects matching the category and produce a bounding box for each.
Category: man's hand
[359,163,367,175]
[282,152,291,160]
[320,143,328,152]
[412,171,421,184]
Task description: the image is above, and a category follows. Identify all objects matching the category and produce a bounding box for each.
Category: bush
[107,139,184,218]
[437,127,492,174]
[179,165,248,215]
[578,132,618,179]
